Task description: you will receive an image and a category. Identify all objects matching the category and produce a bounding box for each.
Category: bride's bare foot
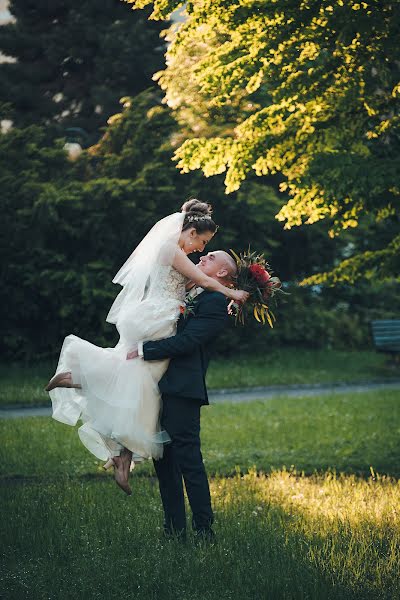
[113,449,133,496]
[45,371,82,392]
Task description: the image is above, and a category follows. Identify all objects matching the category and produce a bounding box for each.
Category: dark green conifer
[0,0,165,140]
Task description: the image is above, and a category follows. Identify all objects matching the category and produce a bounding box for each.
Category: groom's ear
[217,267,229,279]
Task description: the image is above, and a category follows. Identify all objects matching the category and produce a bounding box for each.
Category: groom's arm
[142,293,229,361]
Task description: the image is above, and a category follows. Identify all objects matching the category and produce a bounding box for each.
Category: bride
[46,200,248,494]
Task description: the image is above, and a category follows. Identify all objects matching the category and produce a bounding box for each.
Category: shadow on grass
[1,472,398,600]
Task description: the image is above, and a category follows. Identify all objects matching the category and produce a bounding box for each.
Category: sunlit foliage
[125,0,400,282]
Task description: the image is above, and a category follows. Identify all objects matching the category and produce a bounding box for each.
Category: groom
[128,250,237,541]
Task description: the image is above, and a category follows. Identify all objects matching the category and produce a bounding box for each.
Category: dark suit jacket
[142,291,230,405]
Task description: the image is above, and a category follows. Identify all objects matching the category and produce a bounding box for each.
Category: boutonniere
[180,293,196,319]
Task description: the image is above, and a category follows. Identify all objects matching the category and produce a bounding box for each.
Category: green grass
[1,390,399,479]
[1,391,399,599]
[1,349,399,407]
[0,362,52,407]
[2,473,399,600]
[207,348,400,389]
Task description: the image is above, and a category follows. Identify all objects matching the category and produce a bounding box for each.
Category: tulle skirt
[49,299,181,461]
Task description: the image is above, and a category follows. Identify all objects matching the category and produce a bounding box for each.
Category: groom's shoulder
[200,291,228,311]
[202,290,227,303]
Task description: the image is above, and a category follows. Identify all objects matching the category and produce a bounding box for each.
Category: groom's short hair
[217,251,237,283]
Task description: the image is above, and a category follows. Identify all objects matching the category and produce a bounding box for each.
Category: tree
[125,0,400,283]
[0,0,165,139]
[0,90,294,359]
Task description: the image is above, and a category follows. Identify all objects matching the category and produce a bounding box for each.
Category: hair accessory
[187,215,212,222]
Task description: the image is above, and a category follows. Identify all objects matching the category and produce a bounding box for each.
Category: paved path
[1,380,400,419]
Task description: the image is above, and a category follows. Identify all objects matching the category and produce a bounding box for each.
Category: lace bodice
[154,266,187,302]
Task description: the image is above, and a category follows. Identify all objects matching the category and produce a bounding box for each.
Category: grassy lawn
[208,348,400,389]
[1,390,399,479]
[1,391,399,599]
[1,348,399,407]
[2,473,399,600]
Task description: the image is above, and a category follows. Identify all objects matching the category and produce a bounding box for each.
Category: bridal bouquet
[230,248,284,326]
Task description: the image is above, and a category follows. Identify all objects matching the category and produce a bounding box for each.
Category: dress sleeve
[142,293,229,361]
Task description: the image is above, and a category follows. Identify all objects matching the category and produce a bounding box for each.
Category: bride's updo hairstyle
[181,199,218,234]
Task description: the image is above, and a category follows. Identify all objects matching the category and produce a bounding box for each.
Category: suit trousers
[153,394,214,536]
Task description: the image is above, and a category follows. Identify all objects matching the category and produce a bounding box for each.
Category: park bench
[370,320,400,363]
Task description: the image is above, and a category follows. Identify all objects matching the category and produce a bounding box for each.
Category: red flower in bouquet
[249,264,271,285]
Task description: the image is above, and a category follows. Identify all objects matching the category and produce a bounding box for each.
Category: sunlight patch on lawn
[236,469,400,527]
[210,470,400,595]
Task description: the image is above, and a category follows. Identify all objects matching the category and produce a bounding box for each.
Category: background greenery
[0,0,165,139]
[1,91,398,360]
[0,1,398,361]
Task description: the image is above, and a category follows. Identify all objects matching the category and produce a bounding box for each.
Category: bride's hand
[230,289,249,303]
[126,349,139,360]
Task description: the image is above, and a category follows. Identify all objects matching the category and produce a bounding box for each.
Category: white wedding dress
[49,213,187,462]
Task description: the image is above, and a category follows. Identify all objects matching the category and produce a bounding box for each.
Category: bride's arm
[173,249,248,303]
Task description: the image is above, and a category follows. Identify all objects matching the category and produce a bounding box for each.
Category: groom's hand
[126,348,139,360]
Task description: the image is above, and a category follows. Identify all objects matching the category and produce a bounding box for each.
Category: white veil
[106,212,185,326]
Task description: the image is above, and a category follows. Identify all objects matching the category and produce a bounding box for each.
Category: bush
[212,281,399,357]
